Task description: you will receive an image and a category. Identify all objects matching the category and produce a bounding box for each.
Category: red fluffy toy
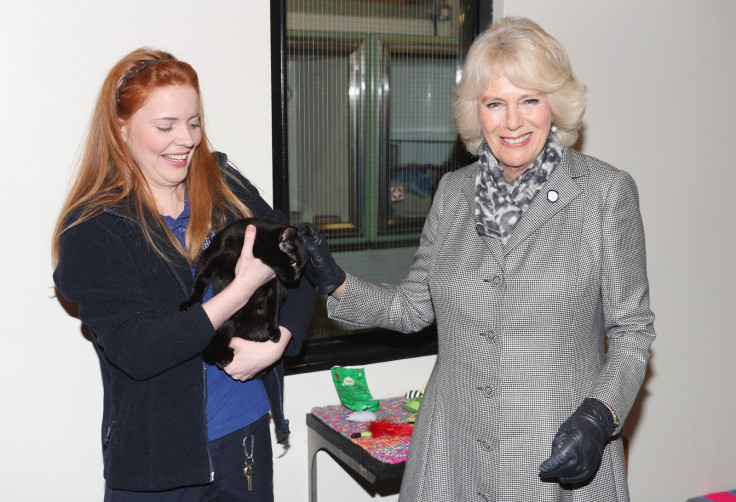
[367,418,414,437]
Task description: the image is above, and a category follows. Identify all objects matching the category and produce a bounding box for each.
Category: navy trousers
[104,414,273,502]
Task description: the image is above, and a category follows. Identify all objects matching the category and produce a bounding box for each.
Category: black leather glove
[539,398,616,484]
[295,222,347,295]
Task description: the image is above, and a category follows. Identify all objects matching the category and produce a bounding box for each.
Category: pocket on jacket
[104,419,119,447]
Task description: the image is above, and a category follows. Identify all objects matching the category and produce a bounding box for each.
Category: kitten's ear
[279,226,297,243]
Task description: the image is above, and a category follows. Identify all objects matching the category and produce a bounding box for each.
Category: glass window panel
[287,37,364,238]
[379,42,464,235]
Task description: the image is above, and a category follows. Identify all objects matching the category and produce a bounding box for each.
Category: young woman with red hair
[52,48,313,501]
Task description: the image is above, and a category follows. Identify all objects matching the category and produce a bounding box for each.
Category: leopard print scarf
[474,141,562,244]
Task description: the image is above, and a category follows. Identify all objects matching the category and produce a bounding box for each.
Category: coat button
[477,385,493,398]
[477,492,491,502]
[483,329,497,342]
[491,275,502,286]
[478,439,491,451]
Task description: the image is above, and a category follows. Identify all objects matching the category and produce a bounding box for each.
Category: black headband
[115,57,173,102]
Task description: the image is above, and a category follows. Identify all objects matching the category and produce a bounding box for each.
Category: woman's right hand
[202,224,275,330]
[296,222,346,295]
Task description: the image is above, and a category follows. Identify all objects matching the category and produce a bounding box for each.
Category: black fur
[179,218,307,370]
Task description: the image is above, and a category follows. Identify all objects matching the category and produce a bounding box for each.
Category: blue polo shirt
[165,202,270,441]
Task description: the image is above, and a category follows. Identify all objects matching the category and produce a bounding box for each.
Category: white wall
[0,1,275,500]
[2,1,735,501]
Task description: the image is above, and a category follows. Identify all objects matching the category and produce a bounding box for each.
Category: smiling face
[120,84,202,197]
[477,67,553,181]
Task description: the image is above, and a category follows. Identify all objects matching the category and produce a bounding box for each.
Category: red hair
[52,47,252,265]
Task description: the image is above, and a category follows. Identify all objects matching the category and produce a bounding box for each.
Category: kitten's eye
[290,261,297,268]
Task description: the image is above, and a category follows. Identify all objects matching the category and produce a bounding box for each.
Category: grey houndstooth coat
[328,147,655,502]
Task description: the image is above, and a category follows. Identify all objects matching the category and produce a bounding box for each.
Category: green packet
[331,366,380,412]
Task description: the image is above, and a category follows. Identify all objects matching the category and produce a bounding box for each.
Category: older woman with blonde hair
[455,16,586,153]
[297,16,655,502]
[53,48,313,501]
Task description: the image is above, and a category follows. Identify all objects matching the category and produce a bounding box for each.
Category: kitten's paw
[215,349,234,371]
[203,342,233,367]
[269,326,282,343]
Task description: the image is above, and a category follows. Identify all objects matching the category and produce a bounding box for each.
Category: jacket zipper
[203,363,214,481]
[274,366,290,440]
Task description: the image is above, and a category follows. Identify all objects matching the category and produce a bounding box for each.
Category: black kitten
[179,218,307,370]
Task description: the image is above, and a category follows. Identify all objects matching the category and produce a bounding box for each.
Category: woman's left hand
[223,327,292,381]
[539,398,616,483]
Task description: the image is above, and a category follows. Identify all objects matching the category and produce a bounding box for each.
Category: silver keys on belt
[243,434,255,491]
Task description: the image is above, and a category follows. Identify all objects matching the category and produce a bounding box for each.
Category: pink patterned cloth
[311,396,413,464]
[689,492,736,502]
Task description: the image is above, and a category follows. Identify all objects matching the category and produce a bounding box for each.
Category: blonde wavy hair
[52,48,252,266]
[454,17,586,154]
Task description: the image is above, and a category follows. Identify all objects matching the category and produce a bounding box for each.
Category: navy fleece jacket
[53,154,314,491]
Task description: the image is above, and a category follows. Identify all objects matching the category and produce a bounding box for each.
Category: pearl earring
[550,124,558,133]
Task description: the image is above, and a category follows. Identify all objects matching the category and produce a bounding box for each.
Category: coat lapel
[461,166,506,266]
[503,148,586,255]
